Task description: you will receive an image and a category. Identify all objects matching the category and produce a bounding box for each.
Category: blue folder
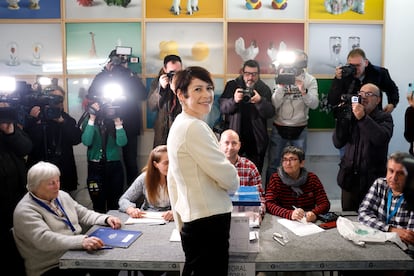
[89,227,142,248]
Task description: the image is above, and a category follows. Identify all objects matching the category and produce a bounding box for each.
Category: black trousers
[180,213,231,276]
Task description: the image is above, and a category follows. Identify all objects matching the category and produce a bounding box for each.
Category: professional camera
[109,46,133,66]
[166,71,176,81]
[240,87,255,103]
[87,95,121,120]
[24,91,64,121]
[341,64,357,78]
[333,94,359,120]
[274,50,307,86]
[275,67,298,86]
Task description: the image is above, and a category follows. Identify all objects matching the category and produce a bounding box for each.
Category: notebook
[89,227,142,248]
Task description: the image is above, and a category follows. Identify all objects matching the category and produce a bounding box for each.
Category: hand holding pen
[292,206,317,223]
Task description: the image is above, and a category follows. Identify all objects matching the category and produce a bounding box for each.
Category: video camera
[109,46,133,66]
[274,50,308,86]
[0,79,64,124]
[341,64,357,78]
[86,83,125,120]
[333,94,360,120]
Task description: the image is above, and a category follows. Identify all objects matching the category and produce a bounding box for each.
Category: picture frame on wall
[146,0,223,19]
[66,22,142,75]
[0,23,62,75]
[227,0,305,20]
[65,0,142,20]
[227,22,305,75]
[309,0,384,21]
[145,77,224,130]
[145,22,224,75]
[307,23,383,75]
[0,0,60,19]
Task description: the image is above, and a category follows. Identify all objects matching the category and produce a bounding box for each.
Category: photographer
[333,83,393,212]
[0,102,32,275]
[81,101,127,213]
[147,54,183,148]
[265,50,319,185]
[24,81,82,194]
[328,48,399,115]
[88,48,146,187]
[219,59,274,173]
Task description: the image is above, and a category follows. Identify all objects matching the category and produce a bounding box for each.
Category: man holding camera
[88,48,146,187]
[25,81,82,194]
[328,48,399,115]
[333,83,394,212]
[220,59,274,174]
[147,54,183,147]
[265,50,319,185]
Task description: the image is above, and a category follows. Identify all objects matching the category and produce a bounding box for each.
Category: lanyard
[30,194,76,232]
[386,189,404,224]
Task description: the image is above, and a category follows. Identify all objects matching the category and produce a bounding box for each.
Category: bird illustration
[235,37,259,61]
[267,41,287,63]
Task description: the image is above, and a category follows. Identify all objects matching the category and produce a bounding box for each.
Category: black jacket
[88,66,146,136]
[333,108,393,194]
[405,106,414,155]
[25,112,81,192]
[328,62,399,112]
[219,76,274,158]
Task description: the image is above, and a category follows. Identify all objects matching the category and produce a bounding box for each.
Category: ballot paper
[124,211,167,225]
[277,218,325,236]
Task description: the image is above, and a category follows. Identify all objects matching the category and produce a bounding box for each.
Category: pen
[292,205,297,210]
[99,246,113,250]
[273,235,285,246]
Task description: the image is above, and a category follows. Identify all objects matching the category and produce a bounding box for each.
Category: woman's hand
[162,210,174,222]
[126,207,145,218]
[106,216,122,229]
[82,236,104,251]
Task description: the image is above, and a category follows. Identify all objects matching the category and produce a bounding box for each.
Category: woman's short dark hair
[174,66,214,98]
[282,145,305,162]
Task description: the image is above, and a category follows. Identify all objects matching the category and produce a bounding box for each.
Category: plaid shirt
[234,156,265,216]
[358,177,414,232]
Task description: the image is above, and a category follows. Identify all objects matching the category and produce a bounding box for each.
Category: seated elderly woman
[13,161,122,276]
[265,145,331,223]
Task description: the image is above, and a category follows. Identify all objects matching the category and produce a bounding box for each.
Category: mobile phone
[317,212,338,222]
[351,96,360,103]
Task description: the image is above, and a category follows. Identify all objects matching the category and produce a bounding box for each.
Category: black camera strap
[98,119,108,162]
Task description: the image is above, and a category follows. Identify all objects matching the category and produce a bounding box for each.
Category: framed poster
[146,0,223,18]
[0,23,62,75]
[308,23,383,75]
[66,22,142,75]
[309,0,384,21]
[227,22,305,75]
[308,78,335,129]
[145,77,224,130]
[227,0,305,20]
[145,22,224,75]
[65,0,142,20]
[0,0,60,19]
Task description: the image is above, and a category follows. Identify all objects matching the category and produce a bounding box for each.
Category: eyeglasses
[243,71,258,77]
[358,91,379,98]
[282,158,299,163]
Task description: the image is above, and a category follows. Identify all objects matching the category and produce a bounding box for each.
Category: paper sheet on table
[277,218,325,236]
[124,211,166,224]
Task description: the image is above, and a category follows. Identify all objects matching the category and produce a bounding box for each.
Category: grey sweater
[13,190,109,276]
